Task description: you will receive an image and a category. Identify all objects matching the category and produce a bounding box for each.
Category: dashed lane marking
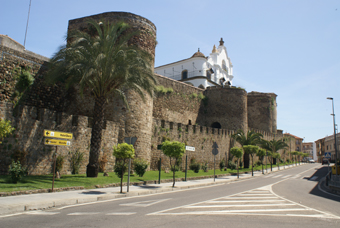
[120,198,171,207]
[106,212,136,215]
[67,212,100,215]
[25,211,60,215]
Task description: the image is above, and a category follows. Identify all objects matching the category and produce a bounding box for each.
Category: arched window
[211,122,222,129]
[182,70,188,80]
[206,70,211,80]
[222,60,227,72]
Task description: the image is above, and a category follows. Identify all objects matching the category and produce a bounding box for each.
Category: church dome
[191,48,206,58]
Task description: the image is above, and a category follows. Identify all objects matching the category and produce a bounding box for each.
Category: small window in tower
[222,60,227,72]
[182,70,188,80]
[206,70,211,80]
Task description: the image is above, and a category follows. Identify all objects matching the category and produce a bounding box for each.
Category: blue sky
[1,0,339,142]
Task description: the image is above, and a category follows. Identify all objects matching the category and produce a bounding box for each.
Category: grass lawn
[0,162,295,193]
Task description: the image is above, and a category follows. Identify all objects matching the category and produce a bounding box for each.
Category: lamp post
[327,97,338,176]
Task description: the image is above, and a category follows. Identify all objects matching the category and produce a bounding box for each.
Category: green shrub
[9,161,25,183]
[286,159,291,163]
[55,155,64,174]
[198,93,205,99]
[133,158,148,177]
[114,161,128,178]
[69,150,84,174]
[189,163,200,173]
[219,159,225,171]
[228,160,237,170]
[201,162,208,172]
[190,93,197,99]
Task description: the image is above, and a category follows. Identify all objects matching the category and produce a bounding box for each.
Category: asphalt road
[1,164,339,228]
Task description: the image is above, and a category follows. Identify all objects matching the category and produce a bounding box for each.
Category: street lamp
[327,97,338,175]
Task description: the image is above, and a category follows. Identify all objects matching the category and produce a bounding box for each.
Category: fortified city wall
[0,12,282,175]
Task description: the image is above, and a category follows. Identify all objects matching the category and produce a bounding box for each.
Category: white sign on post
[185,146,195,151]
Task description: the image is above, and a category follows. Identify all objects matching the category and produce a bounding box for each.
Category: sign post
[124,137,137,192]
[212,142,219,182]
[44,129,72,192]
[184,146,195,181]
[157,145,162,184]
[325,152,332,176]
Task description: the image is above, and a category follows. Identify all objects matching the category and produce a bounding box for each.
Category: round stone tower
[67,12,157,164]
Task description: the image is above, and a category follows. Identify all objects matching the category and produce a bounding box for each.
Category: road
[1,164,339,228]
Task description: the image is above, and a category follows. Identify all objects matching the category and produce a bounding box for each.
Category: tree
[232,130,263,168]
[273,152,281,170]
[290,151,299,166]
[46,19,157,177]
[113,143,135,193]
[230,147,243,179]
[0,119,15,144]
[243,145,259,176]
[260,138,288,171]
[257,148,266,174]
[161,140,185,187]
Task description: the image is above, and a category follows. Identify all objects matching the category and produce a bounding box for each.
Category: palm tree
[261,138,288,171]
[46,19,157,177]
[232,130,263,168]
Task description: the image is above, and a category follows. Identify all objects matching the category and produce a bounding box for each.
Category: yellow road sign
[44,130,73,139]
[44,138,71,146]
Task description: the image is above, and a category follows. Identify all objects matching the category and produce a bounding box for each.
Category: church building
[155,38,233,89]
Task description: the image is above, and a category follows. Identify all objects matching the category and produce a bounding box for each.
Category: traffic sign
[44,138,71,146]
[212,142,219,149]
[325,152,331,158]
[212,148,219,155]
[185,146,195,151]
[44,130,73,139]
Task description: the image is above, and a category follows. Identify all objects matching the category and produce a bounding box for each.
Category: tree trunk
[172,158,176,187]
[86,96,106,177]
[243,153,250,168]
[251,155,254,176]
[237,159,239,179]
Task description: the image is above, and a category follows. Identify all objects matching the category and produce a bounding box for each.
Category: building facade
[155,38,233,89]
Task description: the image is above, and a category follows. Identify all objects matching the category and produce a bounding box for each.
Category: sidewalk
[0,164,304,216]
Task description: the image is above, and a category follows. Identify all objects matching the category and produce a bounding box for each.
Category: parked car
[322,158,330,165]
[309,159,315,163]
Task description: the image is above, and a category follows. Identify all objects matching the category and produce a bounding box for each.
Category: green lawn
[0,163,294,193]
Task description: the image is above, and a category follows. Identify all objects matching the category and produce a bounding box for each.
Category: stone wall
[0,102,118,175]
[0,36,48,103]
[198,86,248,132]
[247,92,277,133]
[153,75,204,125]
[150,118,235,171]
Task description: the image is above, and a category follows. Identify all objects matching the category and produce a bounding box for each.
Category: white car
[309,159,315,163]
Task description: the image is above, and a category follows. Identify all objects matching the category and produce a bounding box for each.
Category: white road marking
[206,200,286,203]
[25,211,60,215]
[282,175,292,178]
[185,203,295,208]
[272,175,283,178]
[309,176,318,181]
[149,178,340,219]
[120,198,170,207]
[106,212,136,215]
[68,212,99,215]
